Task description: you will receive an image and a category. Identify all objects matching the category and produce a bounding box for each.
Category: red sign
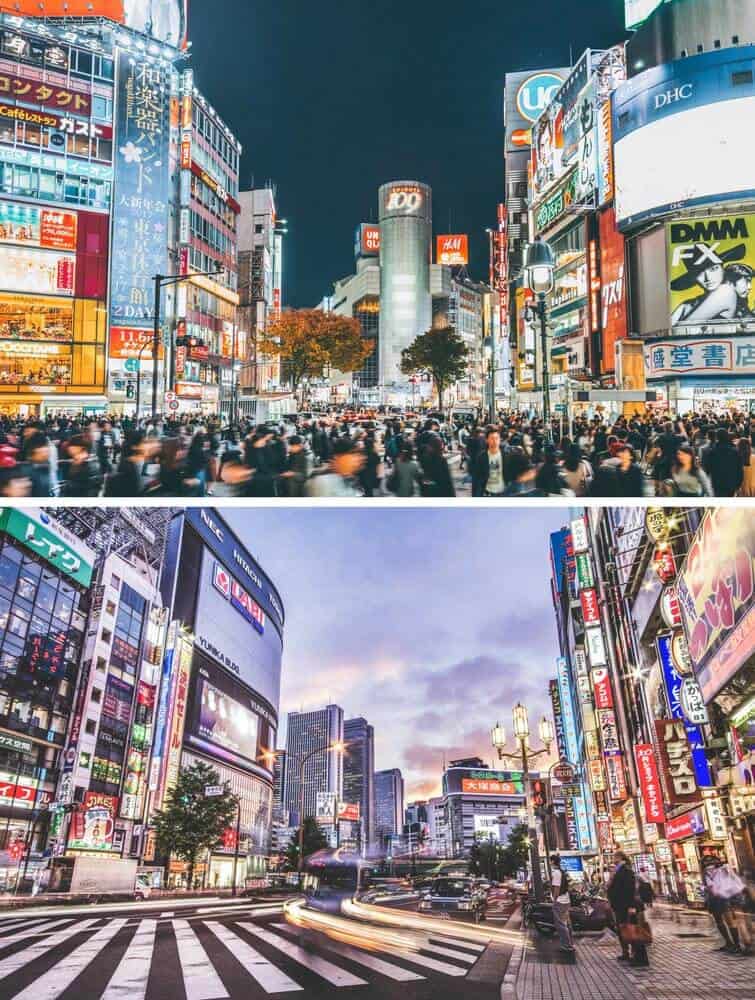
[437,234,469,266]
[552,761,575,782]
[661,586,683,628]
[599,207,627,375]
[359,224,381,256]
[181,140,192,169]
[654,547,676,583]
[0,70,91,114]
[635,744,666,823]
[580,588,601,626]
[461,778,520,795]
[188,342,209,362]
[0,781,48,808]
[40,209,78,251]
[665,807,706,842]
[592,668,614,710]
[137,682,156,709]
[176,381,203,399]
[110,327,162,361]
[511,128,531,147]
[597,818,614,851]
[338,803,360,822]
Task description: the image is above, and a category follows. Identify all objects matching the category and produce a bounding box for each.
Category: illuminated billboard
[436,235,469,267]
[0,245,75,296]
[355,223,380,258]
[614,48,755,229]
[504,69,568,152]
[9,1,188,48]
[0,201,77,251]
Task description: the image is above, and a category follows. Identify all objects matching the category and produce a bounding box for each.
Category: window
[732,70,753,86]
[101,628,112,644]
[105,601,116,617]
[96,657,107,672]
[91,688,102,704]
[85,719,97,735]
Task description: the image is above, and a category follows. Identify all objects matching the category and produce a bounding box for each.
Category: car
[417,877,487,923]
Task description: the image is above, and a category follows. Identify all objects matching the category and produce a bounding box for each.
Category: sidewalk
[514,909,754,1000]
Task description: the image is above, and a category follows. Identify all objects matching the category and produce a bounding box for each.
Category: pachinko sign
[677,509,755,702]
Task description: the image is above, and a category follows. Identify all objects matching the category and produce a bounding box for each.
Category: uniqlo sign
[635,744,666,823]
[655,719,700,806]
[592,668,614,710]
[580,588,601,626]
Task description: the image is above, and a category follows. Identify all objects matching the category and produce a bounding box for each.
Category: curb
[501,905,526,1000]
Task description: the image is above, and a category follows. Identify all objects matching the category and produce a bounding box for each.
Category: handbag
[620,915,653,946]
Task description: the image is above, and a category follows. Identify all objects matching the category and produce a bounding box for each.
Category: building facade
[374,767,404,850]
[284,704,344,827]
[343,717,375,851]
[442,757,528,858]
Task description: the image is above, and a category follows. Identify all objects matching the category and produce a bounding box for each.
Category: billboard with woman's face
[11,1,188,48]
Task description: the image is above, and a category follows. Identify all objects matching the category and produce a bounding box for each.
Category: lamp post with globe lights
[491,705,554,901]
[524,238,555,435]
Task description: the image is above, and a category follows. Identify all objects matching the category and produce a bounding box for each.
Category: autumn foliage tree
[258,308,372,403]
[400,326,469,414]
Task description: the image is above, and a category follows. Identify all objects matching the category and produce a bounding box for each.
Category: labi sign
[0,508,93,587]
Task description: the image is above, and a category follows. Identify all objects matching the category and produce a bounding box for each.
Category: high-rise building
[284,705,344,825]
[442,757,528,857]
[343,717,375,849]
[378,181,432,395]
[272,748,287,815]
[374,768,404,849]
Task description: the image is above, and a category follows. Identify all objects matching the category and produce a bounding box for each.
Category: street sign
[564,784,582,798]
[124,358,139,374]
[168,400,180,412]
[204,785,223,798]
[553,761,576,783]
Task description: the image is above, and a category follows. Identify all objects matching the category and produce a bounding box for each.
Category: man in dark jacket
[703,428,744,496]
[607,850,649,966]
[22,432,54,498]
[472,429,506,497]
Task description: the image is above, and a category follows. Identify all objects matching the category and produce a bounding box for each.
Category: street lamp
[491,704,554,901]
[296,740,347,880]
[150,266,225,420]
[524,239,555,436]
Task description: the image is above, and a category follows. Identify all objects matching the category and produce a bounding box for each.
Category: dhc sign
[516,73,564,123]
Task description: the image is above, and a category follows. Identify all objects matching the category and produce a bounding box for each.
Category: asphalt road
[0,897,514,999]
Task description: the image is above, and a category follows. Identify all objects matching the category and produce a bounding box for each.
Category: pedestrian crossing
[0,911,490,997]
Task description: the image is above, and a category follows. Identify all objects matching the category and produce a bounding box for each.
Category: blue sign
[657,634,713,788]
[557,657,594,851]
[110,51,171,330]
[516,72,565,123]
[560,855,585,874]
[124,358,139,374]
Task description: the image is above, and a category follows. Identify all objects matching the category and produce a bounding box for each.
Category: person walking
[472,428,506,497]
[703,428,744,496]
[550,854,576,957]
[388,445,422,497]
[668,444,714,497]
[607,850,650,967]
[419,435,456,497]
[702,856,748,955]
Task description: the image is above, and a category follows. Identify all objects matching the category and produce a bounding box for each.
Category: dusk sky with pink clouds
[228,508,567,802]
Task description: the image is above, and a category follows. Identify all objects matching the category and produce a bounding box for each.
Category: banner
[657,634,713,788]
[592,668,613,710]
[437,235,469,267]
[109,50,171,331]
[668,215,755,329]
[599,208,627,374]
[68,792,118,852]
[635,745,666,823]
[655,719,701,807]
[677,509,755,702]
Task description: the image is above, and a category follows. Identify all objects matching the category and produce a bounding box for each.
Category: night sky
[227,508,566,800]
[189,1,628,307]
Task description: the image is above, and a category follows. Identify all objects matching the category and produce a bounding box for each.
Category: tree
[151,761,238,889]
[499,823,531,879]
[400,326,469,414]
[257,309,372,404]
[283,816,329,872]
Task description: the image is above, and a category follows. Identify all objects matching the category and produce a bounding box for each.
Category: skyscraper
[378,181,432,392]
[343,718,375,849]
[374,768,404,849]
[284,705,344,824]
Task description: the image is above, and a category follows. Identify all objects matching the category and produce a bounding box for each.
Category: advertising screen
[0,246,75,296]
[356,224,380,258]
[68,791,118,852]
[197,676,259,764]
[667,214,755,328]
[0,202,77,251]
[9,2,188,47]
[504,69,568,151]
[614,49,755,228]
[677,509,755,702]
[437,235,469,266]
[599,208,627,374]
[193,545,282,710]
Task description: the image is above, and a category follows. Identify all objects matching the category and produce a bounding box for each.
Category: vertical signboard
[110,50,171,337]
[656,634,713,787]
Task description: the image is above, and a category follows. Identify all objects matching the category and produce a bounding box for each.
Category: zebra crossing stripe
[419,940,479,963]
[429,935,486,953]
[101,919,157,1000]
[375,943,469,977]
[204,921,302,993]
[237,922,368,987]
[0,918,56,935]
[172,919,229,1000]
[0,919,73,948]
[0,918,98,981]
[9,918,128,1000]
[271,924,425,982]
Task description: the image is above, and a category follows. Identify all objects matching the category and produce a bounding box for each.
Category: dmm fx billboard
[109,50,171,340]
[0,508,93,587]
[677,509,755,703]
[667,215,755,329]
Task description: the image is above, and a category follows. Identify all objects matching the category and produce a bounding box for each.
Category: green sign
[0,731,33,755]
[576,552,594,590]
[534,170,578,235]
[0,509,93,588]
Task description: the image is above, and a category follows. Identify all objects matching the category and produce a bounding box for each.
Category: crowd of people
[0,408,754,499]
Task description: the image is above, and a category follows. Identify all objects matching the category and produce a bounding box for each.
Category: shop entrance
[0,401,40,419]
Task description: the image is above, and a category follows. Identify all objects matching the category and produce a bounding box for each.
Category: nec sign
[213,562,265,635]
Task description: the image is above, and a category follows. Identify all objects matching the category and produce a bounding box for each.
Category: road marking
[238,922,367,987]
[420,941,479,963]
[0,919,73,947]
[172,919,229,1000]
[205,920,302,993]
[0,918,56,934]
[10,919,127,999]
[429,935,486,953]
[101,919,157,1000]
[192,905,282,918]
[0,918,98,980]
[160,911,174,917]
[272,924,424,982]
[376,944,469,977]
